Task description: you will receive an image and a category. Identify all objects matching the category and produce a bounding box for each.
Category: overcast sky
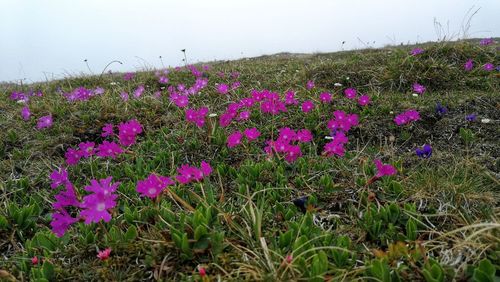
[1,0,499,83]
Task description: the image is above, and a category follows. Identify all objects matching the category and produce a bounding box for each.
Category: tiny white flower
[208,113,218,117]
[334,83,343,87]
[481,118,491,124]
[325,136,334,140]
[412,93,419,97]
[389,111,394,114]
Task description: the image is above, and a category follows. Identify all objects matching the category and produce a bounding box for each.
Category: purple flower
[123,72,135,81]
[435,103,448,116]
[53,183,80,210]
[118,119,143,146]
[21,106,31,121]
[96,141,123,159]
[465,114,477,122]
[136,174,174,199]
[415,144,432,159]
[410,48,424,56]
[120,92,129,101]
[200,161,212,176]
[306,80,315,90]
[217,84,229,94]
[133,85,145,98]
[296,129,312,143]
[464,59,474,71]
[79,142,96,158]
[413,83,426,94]
[483,63,494,71]
[36,115,53,129]
[80,177,120,224]
[479,38,494,46]
[394,109,420,126]
[65,148,83,166]
[50,168,69,189]
[101,123,114,137]
[50,209,78,237]
[358,95,371,106]
[284,90,298,105]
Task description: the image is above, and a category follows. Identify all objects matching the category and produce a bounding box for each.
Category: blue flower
[416,144,432,159]
[435,103,448,116]
[465,114,477,122]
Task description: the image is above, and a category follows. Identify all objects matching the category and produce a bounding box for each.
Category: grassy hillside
[0,39,499,281]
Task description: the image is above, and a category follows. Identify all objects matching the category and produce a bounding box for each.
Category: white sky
[1,0,499,82]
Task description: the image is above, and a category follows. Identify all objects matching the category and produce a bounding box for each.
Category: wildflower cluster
[394,109,421,126]
[264,128,312,162]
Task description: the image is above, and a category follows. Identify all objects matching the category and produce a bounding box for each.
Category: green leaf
[125,226,138,242]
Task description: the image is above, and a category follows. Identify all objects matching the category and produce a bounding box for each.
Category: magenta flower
[217,84,229,94]
[65,148,83,166]
[327,111,359,133]
[36,115,53,129]
[394,109,420,126]
[53,183,80,210]
[185,107,209,128]
[483,63,494,71]
[301,100,315,113]
[323,132,348,157]
[170,93,189,108]
[50,168,69,189]
[176,164,204,184]
[306,80,315,90]
[464,59,474,71]
[50,209,78,237]
[413,83,426,94]
[358,95,371,106]
[118,119,143,146]
[410,48,424,56]
[296,129,312,143]
[21,106,31,121]
[278,127,297,142]
[200,161,212,176]
[159,76,169,84]
[137,174,174,199]
[244,128,261,141]
[96,141,123,159]
[101,123,114,137]
[344,88,357,99]
[79,142,96,158]
[374,159,397,177]
[284,145,302,163]
[319,92,332,103]
[80,177,120,224]
[237,111,251,121]
[227,131,243,148]
[284,90,298,105]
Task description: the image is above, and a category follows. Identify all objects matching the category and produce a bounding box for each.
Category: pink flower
[21,106,31,121]
[358,95,371,106]
[464,59,474,71]
[199,266,207,277]
[296,129,312,143]
[413,83,426,94]
[394,109,420,126]
[79,142,95,158]
[172,94,189,108]
[96,141,123,159]
[217,84,229,94]
[137,174,174,198]
[185,107,209,128]
[244,128,261,141]
[410,48,424,56]
[159,76,169,84]
[319,92,332,103]
[374,159,397,177]
[80,177,120,224]
[306,80,315,90]
[50,168,69,189]
[176,164,204,184]
[344,88,357,99]
[278,127,296,142]
[101,123,114,137]
[284,145,302,163]
[50,208,78,237]
[37,115,53,129]
[97,248,112,261]
[227,131,243,148]
[323,132,349,157]
[301,100,314,113]
[31,256,39,265]
[65,148,83,166]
